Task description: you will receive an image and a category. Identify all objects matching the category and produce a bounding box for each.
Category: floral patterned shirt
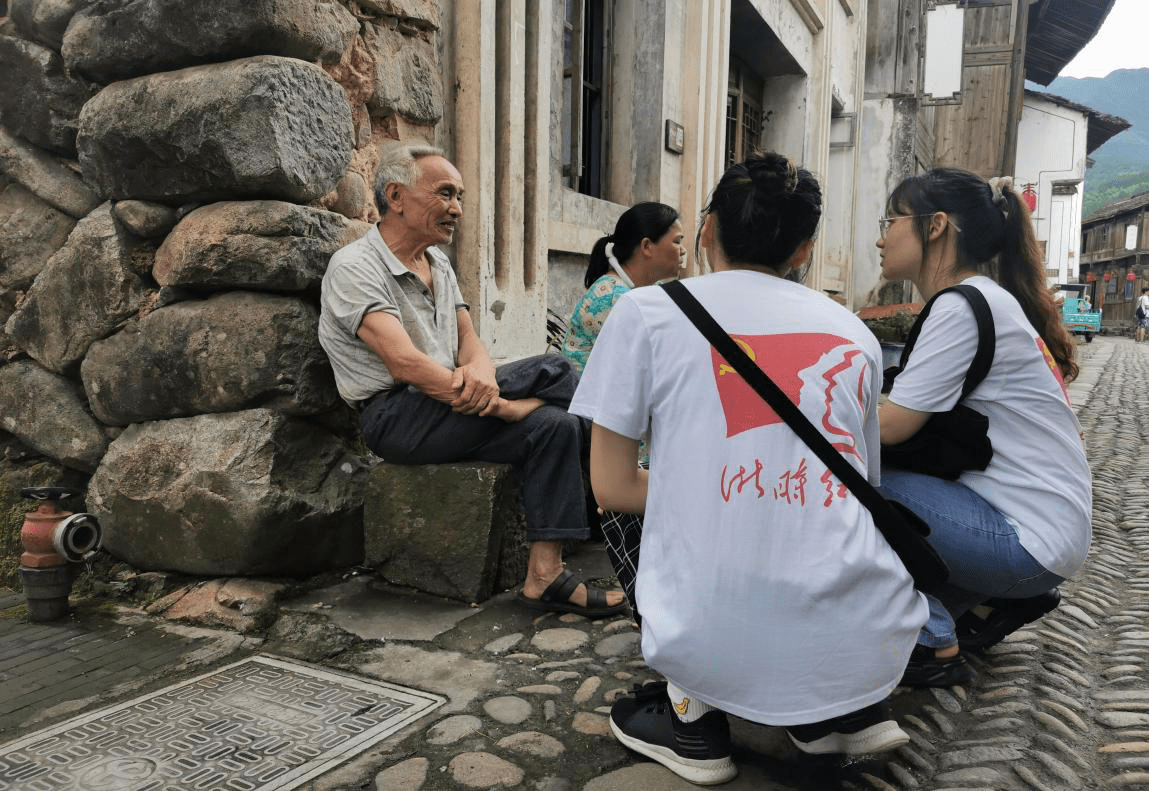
[561,273,631,375]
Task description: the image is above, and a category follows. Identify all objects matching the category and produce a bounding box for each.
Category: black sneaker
[609,681,737,785]
[956,589,1061,652]
[898,643,973,688]
[786,699,909,755]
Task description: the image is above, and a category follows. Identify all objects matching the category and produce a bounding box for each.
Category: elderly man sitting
[319,140,625,618]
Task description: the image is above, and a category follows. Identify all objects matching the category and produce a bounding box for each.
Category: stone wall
[0,0,444,579]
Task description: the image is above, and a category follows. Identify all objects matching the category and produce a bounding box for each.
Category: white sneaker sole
[609,717,738,785]
[788,720,910,756]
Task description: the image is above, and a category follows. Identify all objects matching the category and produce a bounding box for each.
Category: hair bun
[747,155,799,195]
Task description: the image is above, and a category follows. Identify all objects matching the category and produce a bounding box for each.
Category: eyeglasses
[878,214,934,239]
[878,213,962,239]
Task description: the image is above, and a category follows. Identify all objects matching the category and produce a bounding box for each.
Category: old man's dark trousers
[359,354,590,543]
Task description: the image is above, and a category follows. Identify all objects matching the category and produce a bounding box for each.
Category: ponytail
[585,236,613,288]
[997,188,1078,382]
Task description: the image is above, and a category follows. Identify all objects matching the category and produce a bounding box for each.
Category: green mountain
[1040,68,1149,217]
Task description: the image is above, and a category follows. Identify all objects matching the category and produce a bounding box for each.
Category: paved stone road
[1,336,1146,790]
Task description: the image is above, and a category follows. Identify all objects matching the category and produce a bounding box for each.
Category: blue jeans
[878,470,1064,648]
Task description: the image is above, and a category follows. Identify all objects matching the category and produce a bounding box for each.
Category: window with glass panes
[725,58,763,169]
[562,0,608,197]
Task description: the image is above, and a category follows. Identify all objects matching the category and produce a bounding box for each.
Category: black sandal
[956,589,1060,652]
[515,569,629,618]
[898,644,973,688]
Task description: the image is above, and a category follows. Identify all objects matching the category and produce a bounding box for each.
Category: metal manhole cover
[0,655,444,791]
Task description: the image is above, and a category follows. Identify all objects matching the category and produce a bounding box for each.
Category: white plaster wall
[1014,96,1088,284]
[821,0,865,301]
[659,0,688,212]
[853,98,900,305]
[1048,196,1069,282]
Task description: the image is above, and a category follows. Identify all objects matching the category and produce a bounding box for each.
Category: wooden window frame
[562,0,610,197]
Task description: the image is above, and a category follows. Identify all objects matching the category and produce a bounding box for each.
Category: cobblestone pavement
[1,336,1145,790]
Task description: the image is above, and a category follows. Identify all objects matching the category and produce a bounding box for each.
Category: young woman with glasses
[876,168,1090,688]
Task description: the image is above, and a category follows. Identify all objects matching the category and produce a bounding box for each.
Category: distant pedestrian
[1136,287,1149,342]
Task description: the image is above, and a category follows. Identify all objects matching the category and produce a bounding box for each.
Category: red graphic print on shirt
[1036,336,1071,405]
[709,333,867,459]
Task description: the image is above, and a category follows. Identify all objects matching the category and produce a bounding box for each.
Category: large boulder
[0,126,103,218]
[5,203,151,373]
[0,34,97,155]
[88,409,365,576]
[364,22,443,125]
[62,0,358,83]
[76,56,354,204]
[153,201,371,292]
[81,291,338,425]
[9,0,89,50]
[0,183,77,309]
[0,361,108,472]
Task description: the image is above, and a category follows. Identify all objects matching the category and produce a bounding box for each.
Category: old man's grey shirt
[319,225,467,404]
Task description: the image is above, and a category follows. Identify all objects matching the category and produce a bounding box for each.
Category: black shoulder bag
[661,280,948,594]
[881,285,994,480]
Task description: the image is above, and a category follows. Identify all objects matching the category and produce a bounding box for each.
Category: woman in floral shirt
[561,203,685,374]
[561,202,684,616]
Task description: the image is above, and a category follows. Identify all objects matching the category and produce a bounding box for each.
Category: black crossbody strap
[660,280,890,519]
[896,284,995,401]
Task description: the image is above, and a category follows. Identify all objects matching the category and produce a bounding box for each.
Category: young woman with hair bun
[876,168,1091,687]
[569,153,926,784]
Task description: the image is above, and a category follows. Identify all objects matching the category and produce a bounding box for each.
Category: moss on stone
[863,311,919,343]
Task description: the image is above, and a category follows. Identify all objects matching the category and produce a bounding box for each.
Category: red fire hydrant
[19,486,102,622]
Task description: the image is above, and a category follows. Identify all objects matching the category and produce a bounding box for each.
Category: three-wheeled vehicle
[1057,283,1101,343]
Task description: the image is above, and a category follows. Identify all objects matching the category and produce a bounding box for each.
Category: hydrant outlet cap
[53,513,102,562]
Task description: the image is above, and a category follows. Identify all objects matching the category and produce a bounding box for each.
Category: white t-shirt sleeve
[887,294,980,414]
[864,352,882,487]
[569,294,652,440]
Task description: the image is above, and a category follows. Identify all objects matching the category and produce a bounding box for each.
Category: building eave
[1083,192,1149,225]
[1025,0,1116,86]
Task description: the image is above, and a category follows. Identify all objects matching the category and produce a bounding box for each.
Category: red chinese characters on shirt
[721,457,847,509]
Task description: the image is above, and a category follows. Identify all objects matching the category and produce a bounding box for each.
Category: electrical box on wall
[665,120,685,154]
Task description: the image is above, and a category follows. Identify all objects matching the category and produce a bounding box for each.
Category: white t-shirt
[570,270,927,726]
[887,275,1091,578]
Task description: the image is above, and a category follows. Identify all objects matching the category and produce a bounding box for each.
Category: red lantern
[1086,273,1096,282]
[1104,272,1112,281]
[1021,184,1038,213]
[1128,272,1138,281]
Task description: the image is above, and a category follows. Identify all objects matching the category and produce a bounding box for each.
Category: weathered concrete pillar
[444,0,551,361]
